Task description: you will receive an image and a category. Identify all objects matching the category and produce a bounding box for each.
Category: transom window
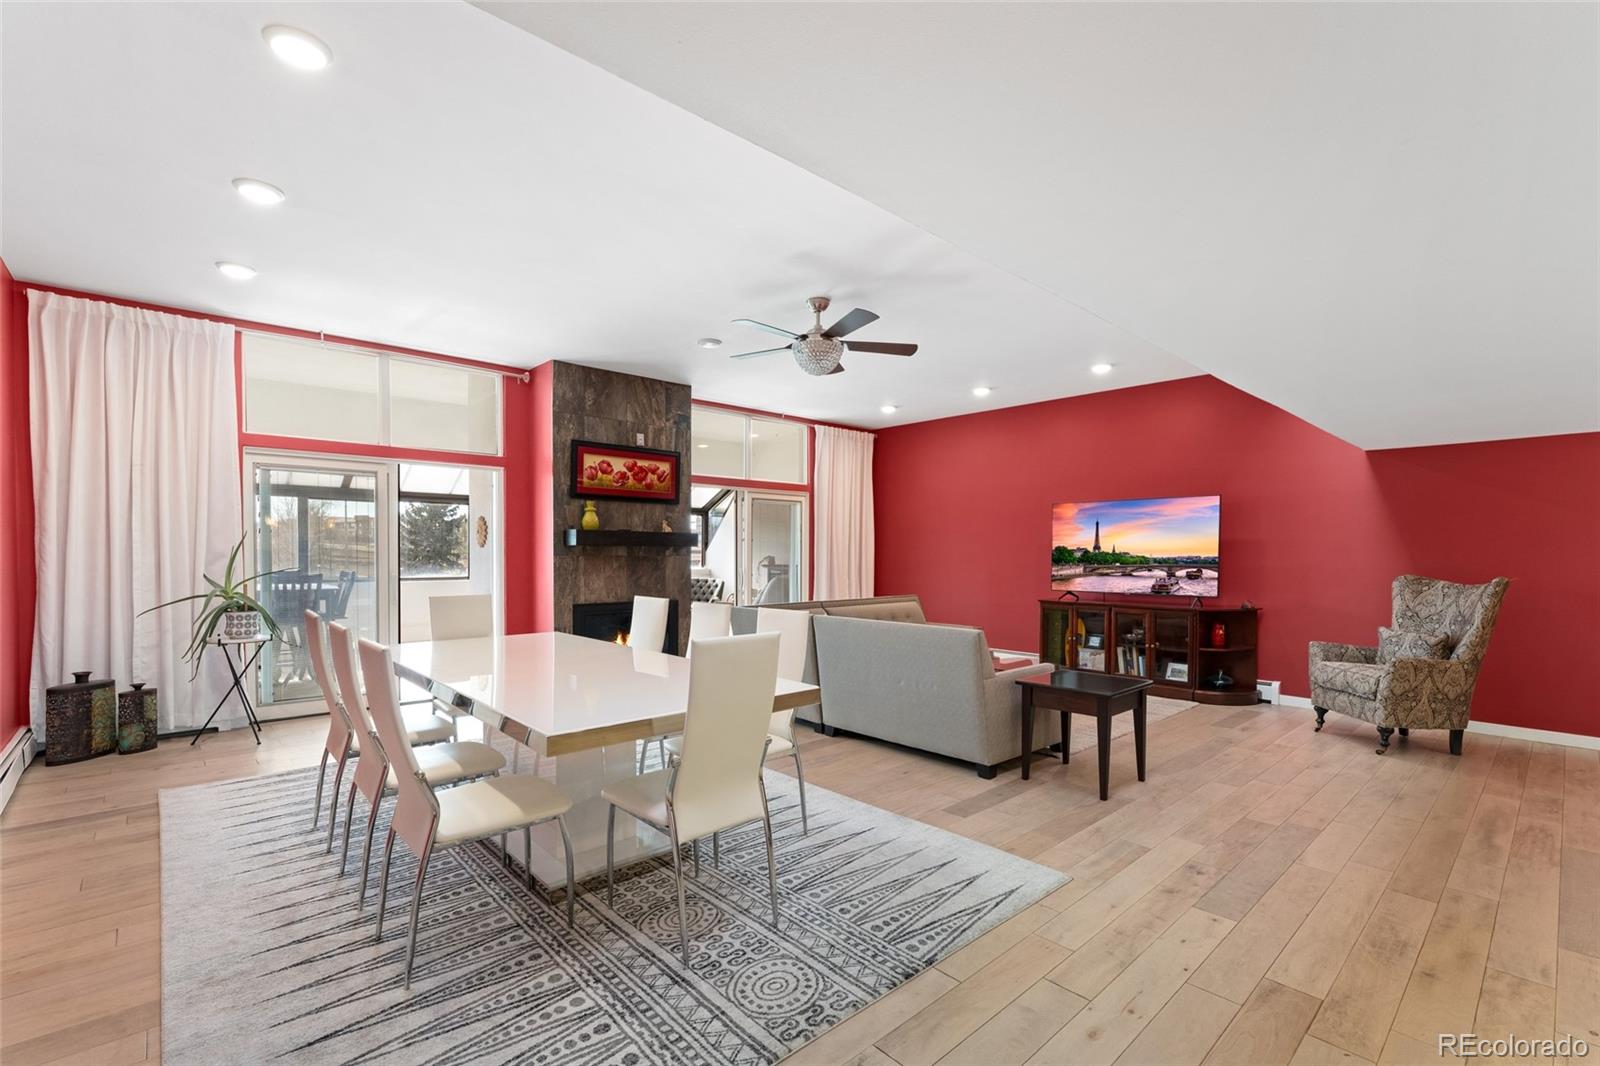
[242,333,501,455]
[690,406,807,483]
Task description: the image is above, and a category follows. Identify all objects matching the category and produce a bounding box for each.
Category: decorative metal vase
[220,609,262,641]
[117,682,159,754]
[44,671,118,765]
[580,501,601,530]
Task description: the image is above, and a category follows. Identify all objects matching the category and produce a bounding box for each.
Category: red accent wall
[526,361,555,633]
[874,375,1600,738]
[0,260,33,752]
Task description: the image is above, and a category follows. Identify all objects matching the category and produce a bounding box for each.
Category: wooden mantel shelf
[564,529,697,549]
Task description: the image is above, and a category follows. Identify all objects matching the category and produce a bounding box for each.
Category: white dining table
[390,631,819,891]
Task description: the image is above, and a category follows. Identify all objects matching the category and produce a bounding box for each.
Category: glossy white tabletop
[390,631,818,756]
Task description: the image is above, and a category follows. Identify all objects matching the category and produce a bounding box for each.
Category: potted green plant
[141,534,284,678]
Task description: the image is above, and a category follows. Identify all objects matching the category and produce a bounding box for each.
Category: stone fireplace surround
[548,362,692,652]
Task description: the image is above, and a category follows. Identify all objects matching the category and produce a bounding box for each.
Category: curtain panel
[29,291,242,735]
[813,425,875,600]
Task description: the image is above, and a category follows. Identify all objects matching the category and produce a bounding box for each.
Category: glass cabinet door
[1154,611,1192,687]
[1073,608,1108,671]
[1113,609,1152,677]
[1042,608,1069,666]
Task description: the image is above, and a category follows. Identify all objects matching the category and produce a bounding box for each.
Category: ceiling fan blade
[827,363,845,375]
[822,307,879,338]
[729,346,791,360]
[845,341,918,356]
[732,318,798,340]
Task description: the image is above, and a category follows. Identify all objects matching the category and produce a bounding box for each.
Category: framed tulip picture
[570,440,681,503]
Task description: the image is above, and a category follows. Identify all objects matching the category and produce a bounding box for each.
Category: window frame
[397,490,473,581]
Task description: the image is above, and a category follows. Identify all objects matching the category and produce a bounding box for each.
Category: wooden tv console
[1038,599,1261,706]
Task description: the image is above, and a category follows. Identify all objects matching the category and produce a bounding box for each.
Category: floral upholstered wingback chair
[1309,575,1509,756]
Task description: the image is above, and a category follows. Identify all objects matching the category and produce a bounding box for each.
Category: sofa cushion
[1311,659,1384,700]
[824,599,926,624]
[1377,626,1450,664]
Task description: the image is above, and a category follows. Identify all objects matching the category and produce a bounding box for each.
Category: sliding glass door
[745,492,806,605]
[248,456,392,713]
[245,450,503,714]
[691,485,807,605]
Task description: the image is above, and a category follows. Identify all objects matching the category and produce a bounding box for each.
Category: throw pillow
[1378,626,1451,664]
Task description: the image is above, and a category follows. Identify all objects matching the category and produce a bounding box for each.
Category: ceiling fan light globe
[792,334,845,375]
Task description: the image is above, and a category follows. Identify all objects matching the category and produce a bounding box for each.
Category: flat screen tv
[1051,496,1220,598]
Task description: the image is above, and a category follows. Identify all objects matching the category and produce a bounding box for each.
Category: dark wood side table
[1017,669,1153,800]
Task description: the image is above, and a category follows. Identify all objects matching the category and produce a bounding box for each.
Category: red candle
[1210,622,1227,648]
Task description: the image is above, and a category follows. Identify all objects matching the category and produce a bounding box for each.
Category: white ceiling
[0,1,1196,431]
[479,2,1599,450]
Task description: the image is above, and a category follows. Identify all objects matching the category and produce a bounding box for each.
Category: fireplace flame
[614,631,629,646]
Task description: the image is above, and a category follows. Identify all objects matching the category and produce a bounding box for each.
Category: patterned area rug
[160,765,1066,1065]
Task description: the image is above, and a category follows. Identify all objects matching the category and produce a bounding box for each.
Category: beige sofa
[735,595,1054,777]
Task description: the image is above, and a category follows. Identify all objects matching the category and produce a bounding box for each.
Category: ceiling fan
[729,296,918,376]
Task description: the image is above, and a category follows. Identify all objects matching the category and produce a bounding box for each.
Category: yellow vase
[580,501,600,530]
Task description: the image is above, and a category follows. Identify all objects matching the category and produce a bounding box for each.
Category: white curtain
[813,425,875,599]
[29,291,242,735]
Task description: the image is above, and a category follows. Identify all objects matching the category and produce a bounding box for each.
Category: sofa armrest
[1378,657,1475,730]
[978,663,1057,763]
[1309,640,1378,666]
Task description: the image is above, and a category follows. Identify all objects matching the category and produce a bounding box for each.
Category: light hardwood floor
[2,703,1596,1065]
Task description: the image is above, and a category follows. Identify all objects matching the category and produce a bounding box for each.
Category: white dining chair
[603,631,782,966]
[665,606,813,833]
[428,593,492,640]
[687,600,732,648]
[630,594,670,653]
[324,621,506,897]
[637,600,734,773]
[361,637,576,988]
[305,611,361,840]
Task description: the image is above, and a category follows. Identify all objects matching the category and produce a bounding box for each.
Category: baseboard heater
[1256,679,1282,705]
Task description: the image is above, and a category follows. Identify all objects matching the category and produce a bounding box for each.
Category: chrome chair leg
[792,747,810,835]
[338,782,358,874]
[758,777,780,925]
[522,826,534,889]
[374,829,397,940]
[402,846,432,989]
[605,804,617,907]
[668,818,690,966]
[312,751,329,830]
[357,793,383,908]
[500,832,510,868]
[692,838,701,879]
[637,739,647,774]
[712,831,720,868]
[325,753,348,853]
[558,816,576,927]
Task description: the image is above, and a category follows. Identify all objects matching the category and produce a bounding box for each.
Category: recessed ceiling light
[749,432,760,438]
[262,25,332,71]
[697,337,722,349]
[232,177,286,206]
[971,386,992,398]
[880,405,898,415]
[215,261,257,281]
[695,443,709,449]
[1091,362,1115,376]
